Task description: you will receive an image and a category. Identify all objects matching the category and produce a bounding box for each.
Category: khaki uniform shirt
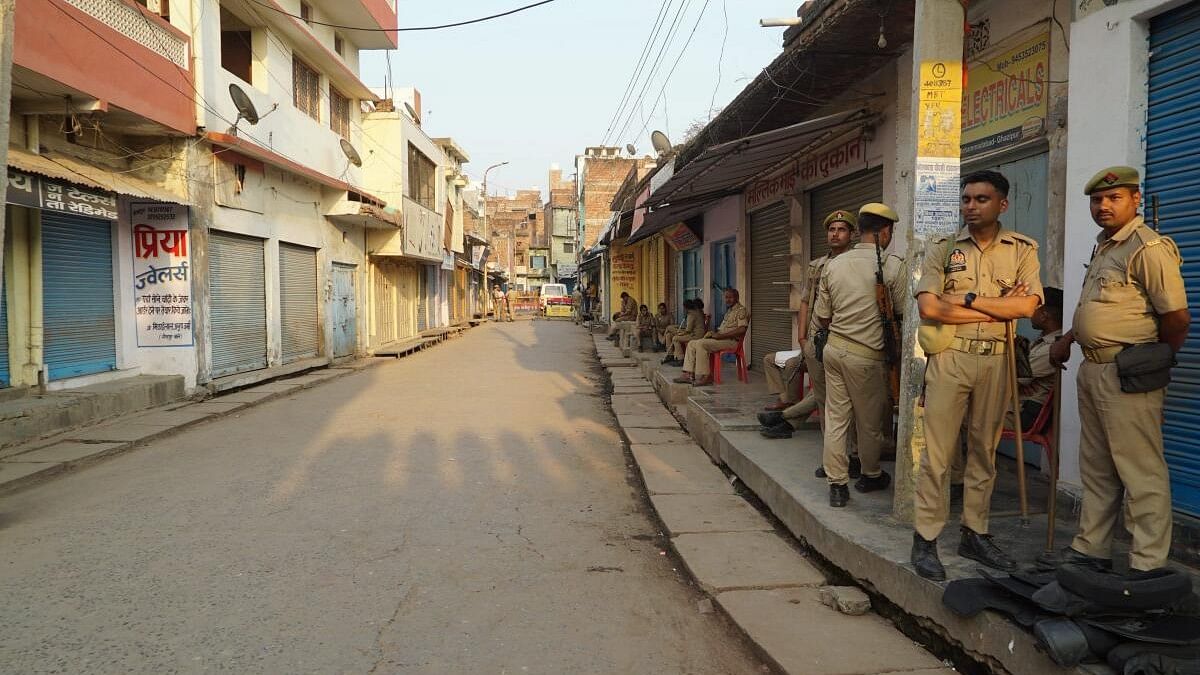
[683,309,706,338]
[915,225,1044,341]
[1023,329,1061,406]
[618,296,638,321]
[815,244,905,351]
[654,312,674,331]
[1073,217,1187,349]
[803,255,832,339]
[716,302,750,335]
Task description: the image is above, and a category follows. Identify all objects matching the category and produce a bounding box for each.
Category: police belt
[1081,345,1125,364]
[949,336,1007,356]
[826,333,887,361]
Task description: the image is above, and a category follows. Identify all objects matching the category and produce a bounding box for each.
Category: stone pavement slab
[125,410,214,427]
[614,411,679,429]
[5,441,125,464]
[601,359,637,368]
[630,443,735,495]
[650,493,773,535]
[623,428,693,445]
[717,588,950,675]
[282,372,341,386]
[610,395,666,415]
[673,532,825,592]
[612,386,656,395]
[70,424,174,443]
[243,382,303,394]
[180,401,246,415]
[212,390,277,404]
[0,461,62,485]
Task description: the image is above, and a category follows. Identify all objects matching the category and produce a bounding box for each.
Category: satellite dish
[228,84,259,136]
[340,139,363,167]
[626,143,637,155]
[403,102,419,121]
[651,130,672,155]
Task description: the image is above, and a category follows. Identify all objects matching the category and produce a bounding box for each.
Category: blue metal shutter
[279,243,319,363]
[331,264,356,358]
[209,230,267,377]
[1147,1,1200,517]
[0,277,9,387]
[41,212,116,380]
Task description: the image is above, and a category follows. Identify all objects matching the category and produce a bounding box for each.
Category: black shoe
[949,483,964,506]
[757,411,784,427]
[815,465,827,478]
[855,470,891,493]
[829,484,850,507]
[848,456,861,479]
[1034,546,1113,572]
[958,527,1017,571]
[912,532,946,581]
[759,422,793,439]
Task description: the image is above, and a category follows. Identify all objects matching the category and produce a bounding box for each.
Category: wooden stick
[1046,370,1063,550]
[1006,322,1030,524]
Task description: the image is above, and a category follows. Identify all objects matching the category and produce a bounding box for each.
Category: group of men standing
[491,285,517,322]
[752,166,1187,581]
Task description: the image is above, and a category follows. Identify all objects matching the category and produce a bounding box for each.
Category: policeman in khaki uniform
[662,299,706,364]
[911,170,1043,581]
[1050,166,1189,572]
[815,204,905,507]
[674,288,749,386]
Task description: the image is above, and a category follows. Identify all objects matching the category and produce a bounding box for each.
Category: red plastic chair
[1001,386,1055,452]
[710,333,749,384]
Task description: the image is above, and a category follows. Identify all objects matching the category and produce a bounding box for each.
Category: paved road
[0,320,765,674]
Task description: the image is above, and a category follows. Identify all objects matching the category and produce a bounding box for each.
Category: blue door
[1147,1,1200,517]
[711,237,735,329]
[677,246,703,319]
[0,276,9,387]
[331,264,357,358]
[42,212,116,380]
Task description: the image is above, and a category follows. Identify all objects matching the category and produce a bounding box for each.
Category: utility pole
[893,0,966,523]
[0,0,16,291]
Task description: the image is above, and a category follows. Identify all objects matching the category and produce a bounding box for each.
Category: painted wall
[701,196,741,314]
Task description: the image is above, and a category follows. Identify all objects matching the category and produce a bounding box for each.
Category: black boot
[911,533,946,581]
[757,411,784,427]
[854,470,891,493]
[815,465,827,478]
[1034,546,1112,572]
[958,527,1017,571]
[848,456,861,479]
[759,422,793,439]
[829,483,850,507]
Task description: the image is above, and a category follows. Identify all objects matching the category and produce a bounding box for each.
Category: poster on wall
[914,60,964,238]
[961,24,1051,156]
[130,202,193,347]
[608,243,639,314]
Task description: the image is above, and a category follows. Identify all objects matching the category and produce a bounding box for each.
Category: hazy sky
[359,0,800,197]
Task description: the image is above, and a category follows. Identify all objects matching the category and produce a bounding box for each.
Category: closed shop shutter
[372,262,396,346]
[1147,2,1200,517]
[279,243,319,363]
[417,267,429,332]
[808,167,884,260]
[749,202,791,367]
[42,212,116,380]
[396,263,418,339]
[209,230,267,377]
[0,280,9,387]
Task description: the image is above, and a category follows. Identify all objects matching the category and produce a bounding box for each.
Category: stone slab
[242,382,303,394]
[181,401,246,415]
[69,424,174,443]
[672,531,825,592]
[6,441,125,464]
[614,412,679,429]
[125,410,214,427]
[716,588,949,675]
[283,372,341,386]
[601,360,637,368]
[212,390,277,404]
[0,461,61,485]
[612,386,656,395]
[629,443,734,495]
[650,493,773,534]
[622,428,693,445]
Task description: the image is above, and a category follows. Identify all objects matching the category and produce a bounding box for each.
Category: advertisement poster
[130,202,193,347]
[914,60,964,239]
[608,242,639,314]
[961,25,1050,156]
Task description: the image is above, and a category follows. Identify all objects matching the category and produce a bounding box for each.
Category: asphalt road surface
[0,320,766,674]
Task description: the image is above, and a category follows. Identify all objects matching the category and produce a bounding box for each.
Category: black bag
[1115,343,1176,394]
[814,328,829,363]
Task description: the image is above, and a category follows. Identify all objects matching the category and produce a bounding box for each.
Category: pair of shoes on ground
[762,400,791,412]
[661,355,680,365]
[911,527,1019,582]
[827,470,891,507]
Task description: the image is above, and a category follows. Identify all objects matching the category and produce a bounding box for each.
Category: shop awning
[599,210,633,245]
[628,109,872,244]
[326,199,401,229]
[6,146,189,205]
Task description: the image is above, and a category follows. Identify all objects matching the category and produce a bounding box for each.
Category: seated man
[663,299,705,365]
[1015,286,1062,431]
[762,349,806,412]
[606,291,638,343]
[674,289,749,387]
[653,303,675,351]
[635,305,655,351]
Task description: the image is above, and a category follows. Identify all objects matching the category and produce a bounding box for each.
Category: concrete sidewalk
[596,334,953,675]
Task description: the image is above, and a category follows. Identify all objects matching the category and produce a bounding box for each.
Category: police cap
[859,202,899,222]
[823,210,857,230]
[1084,166,1140,195]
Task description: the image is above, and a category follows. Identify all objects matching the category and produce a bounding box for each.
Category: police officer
[815,204,905,507]
[761,351,806,411]
[505,286,518,322]
[674,289,749,387]
[492,285,506,322]
[911,170,1043,581]
[662,299,706,365]
[607,291,638,343]
[1049,166,1188,573]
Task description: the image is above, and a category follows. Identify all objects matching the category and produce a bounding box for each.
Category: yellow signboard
[608,241,640,315]
[961,26,1051,156]
[917,60,963,157]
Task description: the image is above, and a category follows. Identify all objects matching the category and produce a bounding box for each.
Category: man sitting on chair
[1014,286,1062,432]
[674,288,749,387]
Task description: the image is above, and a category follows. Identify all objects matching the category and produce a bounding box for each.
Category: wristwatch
[963,292,978,308]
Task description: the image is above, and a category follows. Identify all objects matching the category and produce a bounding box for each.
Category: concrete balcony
[13,0,194,135]
[367,197,443,263]
[314,0,397,48]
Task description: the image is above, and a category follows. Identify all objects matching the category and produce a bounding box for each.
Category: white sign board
[130,202,193,347]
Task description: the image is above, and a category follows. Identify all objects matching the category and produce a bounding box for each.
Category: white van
[538,284,570,311]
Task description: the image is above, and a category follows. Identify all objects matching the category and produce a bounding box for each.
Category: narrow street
[0,320,765,674]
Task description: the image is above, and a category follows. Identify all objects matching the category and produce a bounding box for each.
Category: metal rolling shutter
[808,167,884,260]
[42,212,116,380]
[279,243,319,363]
[1147,2,1200,517]
[209,231,267,377]
[749,202,791,367]
[417,266,429,332]
[0,280,9,387]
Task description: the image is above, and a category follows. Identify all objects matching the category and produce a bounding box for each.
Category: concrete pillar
[893,0,966,524]
[187,143,214,385]
[0,0,15,311]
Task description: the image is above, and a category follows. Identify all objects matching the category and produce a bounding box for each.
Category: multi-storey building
[545,166,578,288]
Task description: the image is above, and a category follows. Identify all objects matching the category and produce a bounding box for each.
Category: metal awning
[326,199,401,229]
[7,146,190,205]
[599,210,633,245]
[628,109,871,244]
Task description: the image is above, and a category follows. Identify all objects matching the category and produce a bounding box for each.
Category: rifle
[875,245,902,404]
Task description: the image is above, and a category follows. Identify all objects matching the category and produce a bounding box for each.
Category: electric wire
[244,0,564,32]
[599,0,673,146]
[608,0,694,147]
[627,0,713,146]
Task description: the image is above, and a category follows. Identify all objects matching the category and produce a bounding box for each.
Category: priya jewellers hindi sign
[961,24,1051,156]
[130,202,193,347]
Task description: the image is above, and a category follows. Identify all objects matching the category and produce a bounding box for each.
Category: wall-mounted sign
[961,25,1050,156]
[663,222,701,251]
[130,201,193,347]
[403,197,444,262]
[799,135,867,185]
[6,169,119,220]
[914,59,964,239]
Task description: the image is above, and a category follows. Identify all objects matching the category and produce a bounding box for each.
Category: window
[407,144,437,210]
[329,86,350,139]
[531,256,547,269]
[563,242,574,253]
[134,0,170,20]
[233,164,247,193]
[334,35,345,56]
[219,8,252,83]
[293,55,320,121]
[299,2,312,24]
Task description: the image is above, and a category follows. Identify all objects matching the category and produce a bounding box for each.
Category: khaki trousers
[783,391,818,424]
[668,334,693,358]
[763,352,805,403]
[683,338,737,376]
[915,348,1009,540]
[1072,361,1172,571]
[822,345,889,485]
[802,340,826,405]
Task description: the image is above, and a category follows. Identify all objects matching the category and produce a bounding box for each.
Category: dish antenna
[625,143,637,155]
[403,102,419,122]
[651,130,672,155]
[228,83,259,136]
[340,139,363,167]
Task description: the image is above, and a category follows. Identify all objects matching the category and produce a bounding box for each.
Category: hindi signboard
[130,202,193,347]
[6,169,118,220]
[663,222,701,251]
[914,60,964,239]
[961,26,1050,156]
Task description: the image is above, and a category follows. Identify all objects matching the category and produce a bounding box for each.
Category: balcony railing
[65,0,188,68]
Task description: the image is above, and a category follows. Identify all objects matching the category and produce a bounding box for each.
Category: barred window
[329,87,350,139]
[292,55,320,121]
[407,144,437,210]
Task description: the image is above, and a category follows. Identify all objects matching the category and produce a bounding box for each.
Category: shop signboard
[961,25,1051,156]
[608,242,639,314]
[6,168,118,220]
[663,222,701,251]
[130,201,193,347]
